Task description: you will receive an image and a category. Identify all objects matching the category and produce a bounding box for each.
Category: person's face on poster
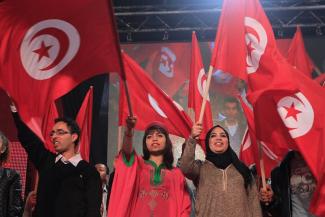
[224,102,239,122]
[158,47,176,78]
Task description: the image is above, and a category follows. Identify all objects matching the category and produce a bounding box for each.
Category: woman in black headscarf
[179,123,262,217]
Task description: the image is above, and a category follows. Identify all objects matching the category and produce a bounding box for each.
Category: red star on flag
[33,41,53,62]
[284,102,302,121]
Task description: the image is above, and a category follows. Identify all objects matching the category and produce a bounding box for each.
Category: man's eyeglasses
[49,130,71,137]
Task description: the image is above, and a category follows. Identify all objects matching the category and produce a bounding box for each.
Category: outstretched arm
[10,104,51,170]
[179,122,203,182]
[122,116,137,159]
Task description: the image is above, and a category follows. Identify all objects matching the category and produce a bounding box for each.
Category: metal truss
[113,0,325,42]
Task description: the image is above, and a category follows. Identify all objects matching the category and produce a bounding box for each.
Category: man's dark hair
[0,131,9,164]
[142,124,174,169]
[223,96,241,110]
[54,117,81,146]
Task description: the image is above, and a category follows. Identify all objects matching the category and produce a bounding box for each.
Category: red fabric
[76,87,93,162]
[210,0,247,81]
[239,129,255,167]
[107,152,191,217]
[0,0,121,139]
[119,53,192,138]
[287,27,314,77]
[189,32,213,151]
[211,0,325,214]
[239,97,287,178]
[314,73,325,86]
[41,101,58,153]
[3,141,28,198]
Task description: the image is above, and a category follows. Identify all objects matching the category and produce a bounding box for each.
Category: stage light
[126,32,132,42]
[316,26,323,36]
[163,31,169,41]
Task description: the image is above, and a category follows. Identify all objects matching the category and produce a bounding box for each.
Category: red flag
[239,129,255,167]
[41,101,59,153]
[238,96,286,177]
[188,32,213,151]
[287,26,314,77]
[0,0,122,138]
[76,87,93,162]
[119,53,192,138]
[212,0,325,214]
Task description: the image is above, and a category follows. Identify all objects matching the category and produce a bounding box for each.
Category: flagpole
[198,65,213,123]
[104,0,133,117]
[122,79,133,117]
[314,65,322,76]
[117,126,123,151]
[258,141,267,190]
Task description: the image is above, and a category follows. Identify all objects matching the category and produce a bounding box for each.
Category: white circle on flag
[173,100,184,111]
[148,94,167,118]
[277,92,314,138]
[197,68,210,101]
[244,17,267,74]
[20,19,80,80]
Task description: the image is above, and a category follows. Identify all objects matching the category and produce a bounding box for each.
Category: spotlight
[316,26,323,36]
[126,32,132,42]
[163,31,169,41]
[277,29,284,38]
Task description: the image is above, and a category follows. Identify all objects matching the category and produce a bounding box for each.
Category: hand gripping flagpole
[198,66,213,123]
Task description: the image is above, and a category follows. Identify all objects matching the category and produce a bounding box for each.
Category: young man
[12,108,102,217]
[216,97,246,156]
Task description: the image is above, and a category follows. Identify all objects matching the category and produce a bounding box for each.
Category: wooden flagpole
[258,141,267,190]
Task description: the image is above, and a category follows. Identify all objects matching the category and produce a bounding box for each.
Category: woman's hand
[126,116,137,131]
[259,184,273,204]
[191,122,203,139]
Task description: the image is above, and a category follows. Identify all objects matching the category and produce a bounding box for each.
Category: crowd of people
[0,98,318,217]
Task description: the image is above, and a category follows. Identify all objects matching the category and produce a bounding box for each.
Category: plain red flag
[41,101,59,153]
[287,26,314,77]
[212,0,325,214]
[76,87,93,162]
[119,53,192,138]
[188,32,213,151]
[0,0,122,138]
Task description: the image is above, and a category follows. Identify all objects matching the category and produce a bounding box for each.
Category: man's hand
[191,122,203,139]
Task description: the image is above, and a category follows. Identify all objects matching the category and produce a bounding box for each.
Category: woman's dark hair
[142,124,174,169]
[205,125,253,189]
[0,131,10,164]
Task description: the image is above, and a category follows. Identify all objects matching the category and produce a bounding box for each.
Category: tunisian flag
[76,87,93,162]
[0,0,122,139]
[211,0,325,215]
[119,53,192,138]
[287,26,314,77]
[188,32,213,151]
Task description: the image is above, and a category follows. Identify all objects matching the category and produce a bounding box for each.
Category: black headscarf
[205,125,253,189]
